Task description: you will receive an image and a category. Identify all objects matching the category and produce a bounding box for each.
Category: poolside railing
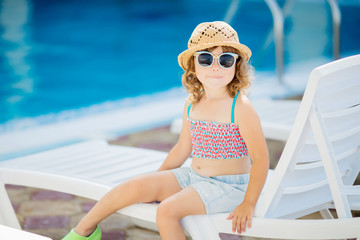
[225,0,341,85]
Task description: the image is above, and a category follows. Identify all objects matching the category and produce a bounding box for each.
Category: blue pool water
[1,0,360,126]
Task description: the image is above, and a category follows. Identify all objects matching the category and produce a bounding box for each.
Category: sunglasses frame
[194,51,239,69]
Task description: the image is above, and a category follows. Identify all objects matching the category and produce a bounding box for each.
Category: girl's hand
[226,201,255,234]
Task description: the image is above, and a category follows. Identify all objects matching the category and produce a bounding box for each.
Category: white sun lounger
[1,54,360,239]
[0,224,52,240]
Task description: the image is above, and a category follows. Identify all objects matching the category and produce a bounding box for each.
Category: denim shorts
[171,167,250,214]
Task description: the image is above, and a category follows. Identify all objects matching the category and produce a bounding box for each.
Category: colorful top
[188,92,248,159]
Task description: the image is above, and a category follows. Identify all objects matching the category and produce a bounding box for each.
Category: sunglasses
[194,51,238,69]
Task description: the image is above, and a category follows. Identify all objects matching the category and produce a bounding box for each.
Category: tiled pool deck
[7,125,357,240]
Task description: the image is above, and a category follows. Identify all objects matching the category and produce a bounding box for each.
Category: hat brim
[178,41,251,71]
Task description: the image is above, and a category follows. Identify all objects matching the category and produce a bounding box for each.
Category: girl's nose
[211,58,221,71]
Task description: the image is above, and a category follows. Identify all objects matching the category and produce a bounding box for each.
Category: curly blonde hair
[181,46,254,104]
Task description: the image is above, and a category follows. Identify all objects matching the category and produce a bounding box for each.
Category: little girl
[62,21,269,240]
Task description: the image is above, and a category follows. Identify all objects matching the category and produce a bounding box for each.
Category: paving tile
[110,125,178,152]
[12,202,20,213]
[23,216,70,229]
[5,184,26,189]
[19,201,81,216]
[219,233,243,240]
[126,227,161,240]
[16,213,24,226]
[152,125,171,131]
[100,213,135,230]
[32,190,75,201]
[265,139,285,169]
[135,142,174,152]
[113,135,129,141]
[219,234,257,240]
[81,201,96,213]
[102,230,126,240]
[6,185,31,203]
[70,213,87,227]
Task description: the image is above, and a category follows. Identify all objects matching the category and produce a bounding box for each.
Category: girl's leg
[156,186,206,240]
[74,170,182,236]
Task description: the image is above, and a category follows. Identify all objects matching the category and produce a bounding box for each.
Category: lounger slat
[297,125,360,164]
[330,126,360,156]
[3,140,108,167]
[283,179,329,194]
[283,149,358,190]
[76,156,161,179]
[316,71,358,97]
[269,185,333,219]
[27,150,112,170]
[316,86,360,113]
[55,151,143,173]
[321,104,360,136]
[297,141,321,163]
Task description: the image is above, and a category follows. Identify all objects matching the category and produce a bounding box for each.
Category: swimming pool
[0,0,359,158]
[1,0,359,125]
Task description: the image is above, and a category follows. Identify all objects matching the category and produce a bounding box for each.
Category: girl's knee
[156,200,187,239]
[156,198,180,222]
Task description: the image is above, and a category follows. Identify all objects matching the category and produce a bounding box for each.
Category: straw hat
[178,21,252,71]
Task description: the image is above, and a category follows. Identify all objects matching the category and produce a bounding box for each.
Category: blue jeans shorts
[171,167,250,214]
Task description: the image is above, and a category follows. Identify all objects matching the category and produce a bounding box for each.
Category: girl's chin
[203,85,228,91]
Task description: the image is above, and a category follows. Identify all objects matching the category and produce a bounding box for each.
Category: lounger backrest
[255,55,360,219]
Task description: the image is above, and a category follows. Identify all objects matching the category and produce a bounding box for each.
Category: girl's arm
[158,101,193,171]
[227,95,269,234]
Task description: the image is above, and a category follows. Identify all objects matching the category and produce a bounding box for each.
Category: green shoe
[61,226,101,240]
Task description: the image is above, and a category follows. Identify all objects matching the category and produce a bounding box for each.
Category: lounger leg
[0,176,21,229]
[319,208,334,219]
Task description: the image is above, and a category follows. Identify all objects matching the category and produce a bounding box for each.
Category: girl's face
[194,46,236,92]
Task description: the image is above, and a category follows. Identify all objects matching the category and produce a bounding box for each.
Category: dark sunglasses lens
[197,53,213,67]
[219,54,236,68]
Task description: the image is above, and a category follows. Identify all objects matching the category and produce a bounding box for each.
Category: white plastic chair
[1,54,360,239]
[182,54,360,239]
